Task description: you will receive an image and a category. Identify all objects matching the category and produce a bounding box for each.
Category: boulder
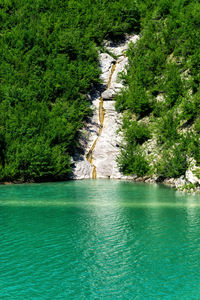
[99,53,115,85]
[186,169,200,185]
[101,88,115,100]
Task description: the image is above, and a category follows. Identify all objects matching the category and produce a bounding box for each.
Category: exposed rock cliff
[71,35,139,179]
[71,35,200,193]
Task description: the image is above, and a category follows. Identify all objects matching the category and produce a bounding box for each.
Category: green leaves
[156,145,188,178]
[123,118,151,145]
[117,0,200,179]
[118,146,150,177]
[0,0,140,181]
[156,111,180,145]
[117,117,151,176]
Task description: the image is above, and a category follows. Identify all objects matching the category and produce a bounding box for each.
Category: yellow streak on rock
[86,61,117,179]
[99,97,105,135]
[86,137,98,164]
[107,62,116,89]
[92,165,97,179]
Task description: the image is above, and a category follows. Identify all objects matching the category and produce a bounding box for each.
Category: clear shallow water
[0,180,200,299]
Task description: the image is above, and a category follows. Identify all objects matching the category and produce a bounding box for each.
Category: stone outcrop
[71,34,200,193]
[71,35,139,180]
[101,56,128,100]
[185,160,200,186]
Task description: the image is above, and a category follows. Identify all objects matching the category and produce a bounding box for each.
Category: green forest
[116,0,200,181]
[0,0,139,181]
[0,0,199,182]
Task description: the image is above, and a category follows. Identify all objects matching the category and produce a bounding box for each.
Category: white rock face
[102,56,128,100]
[92,100,122,178]
[99,53,115,84]
[186,169,200,185]
[175,176,186,188]
[71,35,139,180]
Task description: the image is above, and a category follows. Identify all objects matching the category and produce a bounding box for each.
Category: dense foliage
[0,0,139,181]
[117,0,200,178]
[1,0,199,181]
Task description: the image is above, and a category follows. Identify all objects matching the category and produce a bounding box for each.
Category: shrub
[118,146,150,177]
[123,118,151,145]
[156,145,188,178]
[118,118,151,176]
[156,111,180,145]
[181,94,200,123]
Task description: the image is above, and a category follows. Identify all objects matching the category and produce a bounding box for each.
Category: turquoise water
[1,180,200,299]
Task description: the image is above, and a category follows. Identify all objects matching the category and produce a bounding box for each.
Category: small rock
[102,89,115,100]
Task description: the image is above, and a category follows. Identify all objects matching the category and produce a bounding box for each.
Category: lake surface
[1,180,200,299]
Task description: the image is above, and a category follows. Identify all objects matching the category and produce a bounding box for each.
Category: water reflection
[1,180,200,298]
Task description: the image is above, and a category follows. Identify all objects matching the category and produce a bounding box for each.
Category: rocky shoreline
[2,176,199,194]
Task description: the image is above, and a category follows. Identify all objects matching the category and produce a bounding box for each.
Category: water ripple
[0,180,200,299]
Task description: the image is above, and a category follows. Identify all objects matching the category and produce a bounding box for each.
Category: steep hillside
[0,0,139,182]
[116,0,200,191]
[1,0,199,190]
